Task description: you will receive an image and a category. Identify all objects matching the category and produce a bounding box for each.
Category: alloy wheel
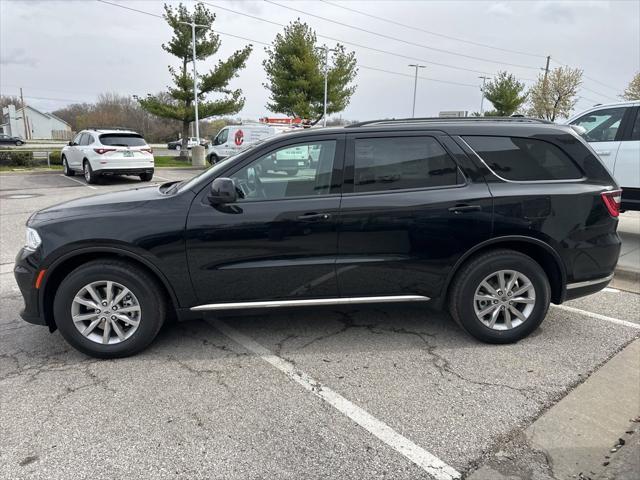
[71,280,141,344]
[84,163,90,182]
[473,270,536,330]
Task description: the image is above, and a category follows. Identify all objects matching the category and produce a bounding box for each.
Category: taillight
[601,189,622,217]
[94,148,116,155]
[141,148,153,154]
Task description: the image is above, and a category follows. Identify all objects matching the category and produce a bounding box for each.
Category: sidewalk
[613,211,640,292]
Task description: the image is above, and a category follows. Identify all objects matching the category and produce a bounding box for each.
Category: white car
[62,129,154,184]
[567,101,640,210]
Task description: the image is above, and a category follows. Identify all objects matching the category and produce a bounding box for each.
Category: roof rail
[346,117,553,128]
[85,126,136,132]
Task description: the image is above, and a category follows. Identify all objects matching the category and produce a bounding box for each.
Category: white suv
[61,129,154,184]
[567,101,640,210]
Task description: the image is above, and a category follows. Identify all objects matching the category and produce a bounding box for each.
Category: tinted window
[631,109,640,141]
[464,136,582,181]
[353,136,461,193]
[570,107,626,142]
[216,129,229,145]
[72,133,84,145]
[231,140,337,201]
[83,134,94,145]
[99,134,146,147]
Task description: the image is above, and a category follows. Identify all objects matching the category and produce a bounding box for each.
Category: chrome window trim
[191,295,430,311]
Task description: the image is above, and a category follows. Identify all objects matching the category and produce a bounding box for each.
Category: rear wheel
[83,160,98,184]
[62,156,74,176]
[139,171,153,182]
[175,144,181,152]
[15,140,23,146]
[448,249,550,344]
[53,260,166,358]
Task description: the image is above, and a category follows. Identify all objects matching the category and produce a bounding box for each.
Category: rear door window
[352,136,463,193]
[570,107,626,142]
[464,136,582,181]
[630,109,640,141]
[99,134,146,147]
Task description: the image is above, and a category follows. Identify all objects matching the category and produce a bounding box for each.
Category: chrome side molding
[190,295,430,311]
[566,273,614,290]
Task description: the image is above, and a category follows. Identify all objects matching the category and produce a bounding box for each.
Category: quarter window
[464,136,582,181]
[352,136,462,193]
[231,140,337,201]
[630,109,640,141]
[570,107,626,142]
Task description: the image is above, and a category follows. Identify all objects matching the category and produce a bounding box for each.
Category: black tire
[285,169,298,176]
[139,171,154,182]
[15,140,23,146]
[208,154,219,165]
[448,249,550,344]
[83,160,98,184]
[62,156,74,176]
[53,260,166,358]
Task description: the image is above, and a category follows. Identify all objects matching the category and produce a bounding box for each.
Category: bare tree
[0,95,23,109]
[621,72,640,100]
[528,66,583,121]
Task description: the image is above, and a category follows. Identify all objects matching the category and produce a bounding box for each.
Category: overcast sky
[1,0,638,121]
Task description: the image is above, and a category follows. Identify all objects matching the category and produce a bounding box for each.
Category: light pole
[408,64,426,117]
[319,45,337,127]
[478,76,490,115]
[179,20,209,144]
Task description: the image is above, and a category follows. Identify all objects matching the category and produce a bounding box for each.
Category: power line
[263,0,541,71]
[552,57,624,94]
[319,0,546,59]
[204,1,496,76]
[96,0,162,18]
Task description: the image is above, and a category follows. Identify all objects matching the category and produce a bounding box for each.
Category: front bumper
[14,248,46,326]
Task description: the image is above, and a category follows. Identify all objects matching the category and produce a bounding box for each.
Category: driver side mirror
[68,141,74,146]
[208,177,237,205]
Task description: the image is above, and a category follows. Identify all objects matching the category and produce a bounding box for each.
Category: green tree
[621,72,640,100]
[528,66,583,121]
[482,71,528,116]
[138,2,252,152]
[263,21,357,124]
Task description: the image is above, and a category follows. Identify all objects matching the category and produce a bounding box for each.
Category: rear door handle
[596,150,611,156]
[297,212,332,221]
[448,204,482,214]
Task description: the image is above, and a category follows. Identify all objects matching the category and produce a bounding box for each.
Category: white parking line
[60,174,97,190]
[209,318,461,480]
[553,304,640,330]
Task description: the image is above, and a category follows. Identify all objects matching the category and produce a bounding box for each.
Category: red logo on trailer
[234,129,244,146]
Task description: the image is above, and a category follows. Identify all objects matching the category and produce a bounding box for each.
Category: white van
[208,124,285,164]
[566,100,640,210]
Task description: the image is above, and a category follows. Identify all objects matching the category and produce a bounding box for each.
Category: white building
[0,104,72,140]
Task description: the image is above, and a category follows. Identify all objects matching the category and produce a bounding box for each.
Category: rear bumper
[564,273,614,301]
[95,167,154,176]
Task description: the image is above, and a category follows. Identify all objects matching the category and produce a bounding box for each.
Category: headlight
[25,227,42,251]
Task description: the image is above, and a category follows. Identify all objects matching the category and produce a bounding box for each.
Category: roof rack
[346,117,553,128]
[85,126,136,132]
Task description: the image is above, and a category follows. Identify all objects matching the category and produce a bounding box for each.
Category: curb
[612,266,640,294]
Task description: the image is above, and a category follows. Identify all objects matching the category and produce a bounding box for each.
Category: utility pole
[408,64,426,117]
[320,45,337,127]
[19,88,29,140]
[478,76,490,116]
[179,20,209,144]
[541,55,551,118]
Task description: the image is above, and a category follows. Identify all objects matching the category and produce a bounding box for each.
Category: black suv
[15,118,622,358]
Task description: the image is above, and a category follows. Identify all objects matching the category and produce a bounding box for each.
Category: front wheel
[448,249,550,344]
[175,144,181,152]
[53,260,166,358]
[208,154,219,165]
[139,171,153,182]
[15,140,23,146]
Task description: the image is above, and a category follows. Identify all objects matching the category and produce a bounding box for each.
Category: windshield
[176,139,269,193]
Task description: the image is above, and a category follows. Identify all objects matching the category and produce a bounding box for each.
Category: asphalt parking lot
[1,170,639,480]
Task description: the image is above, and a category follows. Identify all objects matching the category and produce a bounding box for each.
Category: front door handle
[596,150,611,156]
[297,212,332,221]
[448,204,482,214]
